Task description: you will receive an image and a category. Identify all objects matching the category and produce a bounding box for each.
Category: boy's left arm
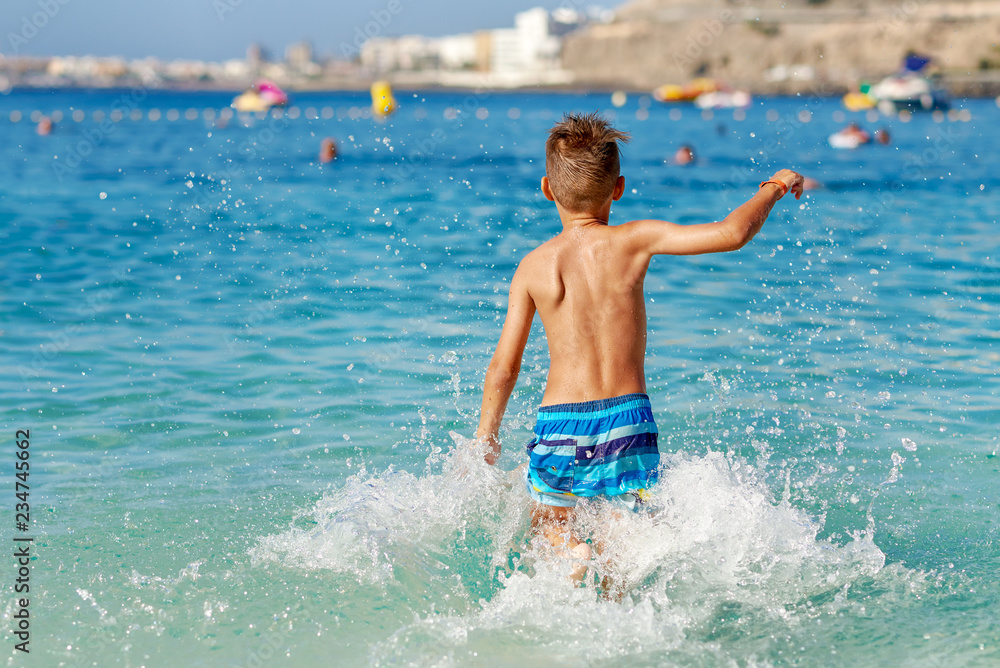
[475,266,535,465]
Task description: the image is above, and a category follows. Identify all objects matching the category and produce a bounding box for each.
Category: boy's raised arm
[627,169,804,257]
[475,266,536,465]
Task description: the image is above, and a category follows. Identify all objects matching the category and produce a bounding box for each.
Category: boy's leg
[590,491,650,601]
[530,502,591,583]
[589,533,624,602]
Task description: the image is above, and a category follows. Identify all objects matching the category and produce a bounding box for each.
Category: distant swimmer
[842,122,871,143]
[673,144,695,165]
[829,122,871,149]
[36,116,53,136]
[474,112,804,598]
[319,137,337,163]
[875,128,891,145]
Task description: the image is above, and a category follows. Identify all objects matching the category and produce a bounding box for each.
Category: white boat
[870,74,949,113]
[868,53,949,113]
[694,90,751,109]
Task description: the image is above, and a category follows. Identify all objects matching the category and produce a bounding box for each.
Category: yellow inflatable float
[653,78,719,103]
[371,80,396,117]
[843,83,876,111]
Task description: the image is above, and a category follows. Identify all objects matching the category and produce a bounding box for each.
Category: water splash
[253,435,897,665]
[251,434,525,587]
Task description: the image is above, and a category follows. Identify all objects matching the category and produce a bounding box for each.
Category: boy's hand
[475,431,501,466]
[770,169,805,200]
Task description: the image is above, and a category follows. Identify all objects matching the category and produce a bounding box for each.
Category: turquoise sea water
[1,89,998,667]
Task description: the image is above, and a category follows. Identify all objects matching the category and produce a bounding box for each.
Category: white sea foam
[251,433,526,585]
[254,435,892,664]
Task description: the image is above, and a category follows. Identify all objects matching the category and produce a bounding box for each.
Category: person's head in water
[36,116,53,136]
[875,128,890,145]
[543,112,630,214]
[673,145,695,165]
[319,137,337,163]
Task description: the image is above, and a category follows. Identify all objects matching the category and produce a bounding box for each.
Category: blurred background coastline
[3,0,1000,97]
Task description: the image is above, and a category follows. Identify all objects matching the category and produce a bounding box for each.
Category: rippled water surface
[1,89,998,666]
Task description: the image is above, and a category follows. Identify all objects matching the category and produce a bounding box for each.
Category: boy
[475,112,803,584]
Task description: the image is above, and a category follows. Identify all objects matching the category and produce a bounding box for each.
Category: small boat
[653,78,719,103]
[843,83,876,111]
[868,53,949,113]
[694,89,751,109]
[870,74,949,113]
[231,79,289,113]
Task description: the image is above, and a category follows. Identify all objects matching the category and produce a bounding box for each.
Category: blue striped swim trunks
[525,393,659,508]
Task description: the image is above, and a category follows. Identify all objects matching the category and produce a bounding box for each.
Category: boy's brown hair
[545,112,630,213]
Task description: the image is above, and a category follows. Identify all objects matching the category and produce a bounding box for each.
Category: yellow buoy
[843,92,875,111]
[371,80,396,117]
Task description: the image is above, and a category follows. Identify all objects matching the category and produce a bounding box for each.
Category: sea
[1,88,997,667]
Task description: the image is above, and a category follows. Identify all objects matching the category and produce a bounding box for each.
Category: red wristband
[759,179,788,198]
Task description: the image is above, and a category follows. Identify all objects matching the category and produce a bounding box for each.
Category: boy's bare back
[516,220,651,406]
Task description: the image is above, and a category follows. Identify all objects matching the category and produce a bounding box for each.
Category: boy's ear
[612,175,625,201]
[541,176,556,202]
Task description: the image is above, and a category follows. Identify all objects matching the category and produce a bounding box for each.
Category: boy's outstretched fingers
[792,179,804,200]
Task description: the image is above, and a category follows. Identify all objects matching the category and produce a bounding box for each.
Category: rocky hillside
[562,0,1000,94]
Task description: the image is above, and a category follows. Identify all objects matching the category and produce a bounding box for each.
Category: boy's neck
[556,201,613,230]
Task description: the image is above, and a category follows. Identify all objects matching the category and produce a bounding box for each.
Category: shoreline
[4,77,1000,99]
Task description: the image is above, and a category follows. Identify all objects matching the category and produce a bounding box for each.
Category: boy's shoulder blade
[515,243,546,274]
[513,239,560,289]
[520,236,558,262]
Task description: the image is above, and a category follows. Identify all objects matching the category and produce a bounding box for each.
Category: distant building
[221,59,251,80]
[360,6,587,80]
[436,34,479,71]
[491,7,561,73]
[46,55,128,80]
[473,31,492,72]
[286,42,312,66]
[489,28,522,74]
[361,35,435,72]
[246,43,269,72]
[285,41,320,76]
